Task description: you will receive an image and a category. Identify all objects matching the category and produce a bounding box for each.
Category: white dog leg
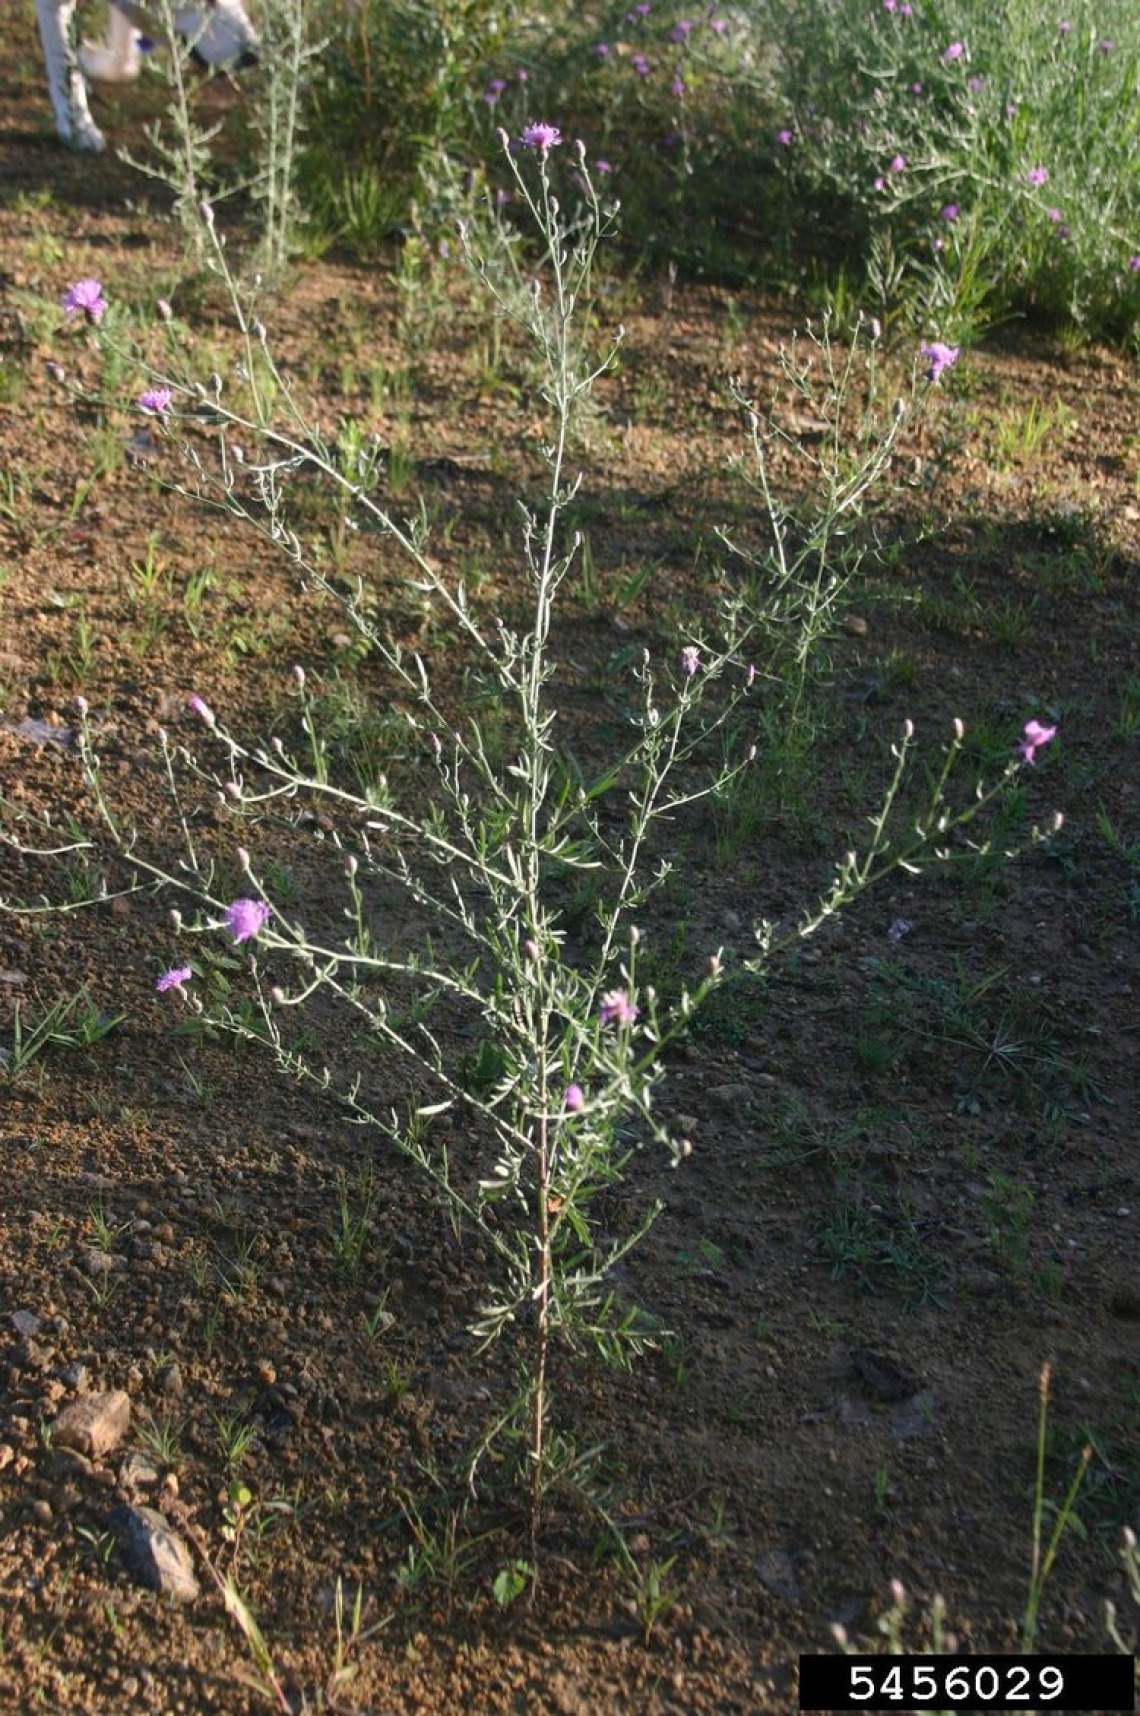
[80,4,143,84]
[35,0,105,151]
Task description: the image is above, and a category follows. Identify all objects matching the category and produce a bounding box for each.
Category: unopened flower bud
[252,319,267,341]
[170,908,182,933]
[157,298,173,322]
[231,445,245,463]
[346,855,358,877]
[75,695,89,716]
[903,718,915,739]
[270,986,286,1005]
[225,781,241,800]
[236,846,251,870]
[708,952,722,977]
[271,735,285,753]
[209,372,223,397]
[189,694,215,727]
[292,664,306,690]
[953,716,965,741]
[431,733,442,756]
[524,939,540,962]
[199,200,215,228]
[890,1579,906,1607]
[46,361,66,384]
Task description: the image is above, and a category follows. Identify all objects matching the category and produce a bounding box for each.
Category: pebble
[10,1310,43,1338]
[0,1445,13,1471]
[158,1362,183,1399]
[110,1506,199,1604]
[60,1363,89,1390]
[31,1499,53,1525]
[53,1390,131,1459]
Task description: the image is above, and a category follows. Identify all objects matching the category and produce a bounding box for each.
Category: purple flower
[1129,256,1140,272]
[224,898,272,944]
[636,3,650,12]
[777,127,794,146]
[889,153,907,172]
[1046,206,1063,223]
[883,0,896,11]
[563,1084,585,1112]
[1099,39,1114,53]
[1027,166,1049,187]
[920,340,960,384]
[671,77,686,97]
[139,388,173,416]
[710,17,727,35]
[1017,720,1057,765]
[681,645,700,676]
[521,122,562,153]
[900,3,912,13]
[911,81,923,94]
[1058,20,1071,34]
[632,52,650,75]
[595,42,609,56]
[670,19,695,40]
[595,159,613,174]
[942,41,964,62]
[189,694,215,726]
[599,989,639,1028]
[968,74,984,92]
[940,204,959,222]
[155,965,193,994]
[63,279,107,324]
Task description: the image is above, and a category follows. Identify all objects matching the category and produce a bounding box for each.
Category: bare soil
[1,26,1139,1716]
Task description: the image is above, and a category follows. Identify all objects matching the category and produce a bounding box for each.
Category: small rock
[10,1311,43,1338]
[119,1452,161,1492]
[706,1082,755,1111]
[852,1348,923,1404]
[83,1250,127,1278]
[756,1550,802,1601]
[254,1358,276,1388]
[157,1362,183,1399]
[59,1363,89,1391]
[0,1445,14,1471]
[17,1338,53,1371]
[110,1506,199,1604]
[53,1390,131,1459]
[31,1499,53,1524]
[48,1449,94,1482]
[843,614,869,637]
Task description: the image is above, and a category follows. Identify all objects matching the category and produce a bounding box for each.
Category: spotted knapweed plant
[759,0,1140,337]
[6,133,1062,1568]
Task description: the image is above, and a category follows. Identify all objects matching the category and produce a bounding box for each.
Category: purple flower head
[595,159,613,174]
[942,40,964,61]
[155,965,193,995]
[681,645,700,676]
[224,897,272,944]
[1027,166,1049,187]
[63,279,107,324]
[139,388,173,417]
[670,18,694,40]
[488,77,506,93]
[1058,19,1071,34]
[599,988,639,1028]
[968,74,984,92]
[521,122,562,153]
[1054,222,1070,239]
[1099,39,1114,52]
[595,41,609,56]
[940,203,959,221]
[636,2,650,12]
[1046,206,1063,223]
[517,68,528,82]
[920,340,960,384]
[900,3,912,13]
[889,153,907,172]
[883,0,896,11]
[710,17,727,34]
[911,81,923,93]
[777,127,794,146]
[189,694,215,726]
[1129,256,1140,272]
[632,52,650,75]
[874,175,886,192]
[1017,720,1057,765]
[563,1084,585,1113]
[672,77,686,97]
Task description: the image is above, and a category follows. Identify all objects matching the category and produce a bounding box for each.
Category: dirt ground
[1,21,1139,1716]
